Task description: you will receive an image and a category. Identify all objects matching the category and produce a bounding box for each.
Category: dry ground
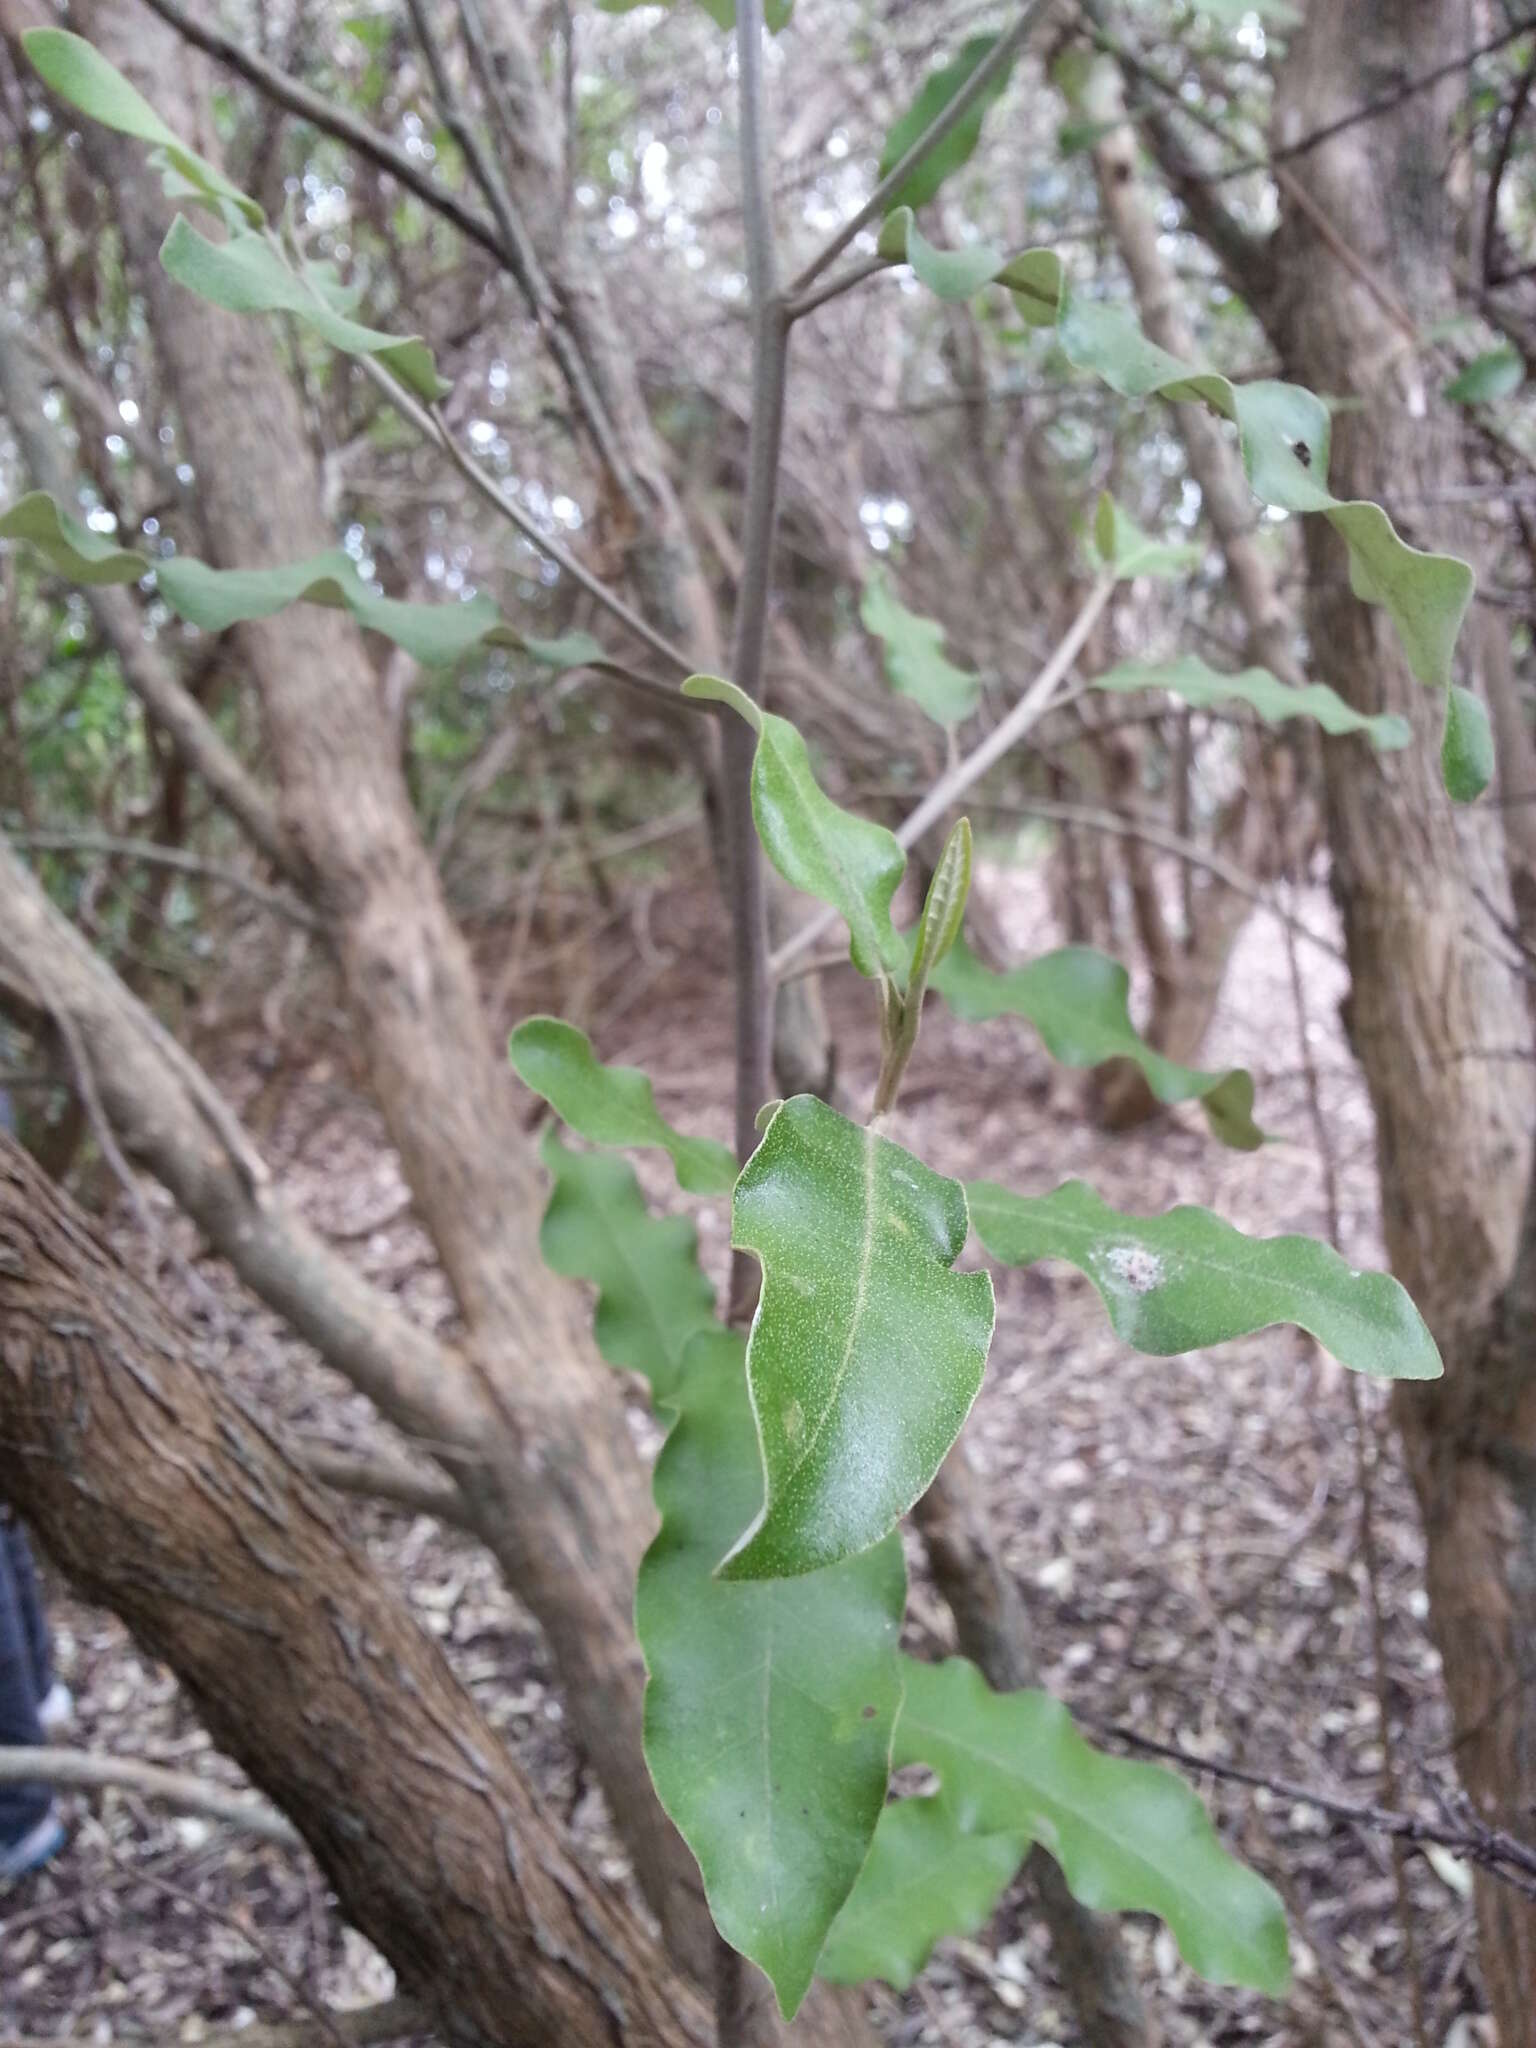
[0,851,1509,2048]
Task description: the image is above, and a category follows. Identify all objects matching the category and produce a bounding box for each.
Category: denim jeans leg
[4,1523,53,1699]
[0,1531,50,1844]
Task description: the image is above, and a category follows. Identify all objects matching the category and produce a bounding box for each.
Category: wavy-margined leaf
[160,216,449,402]
[23,30,262,226]
[638,1328,905,2017]
[817,1791,1028,1990]
[510,1018,737,1195]
[1442,684,1494,802]
[877,221,1475,699]
[0,491,145,585]
[894,1658,1290,1995]
[1444,346,1523,405]
[537,1131,718,1400]
[0,492,605,674]
[719,1095,994,1581]
[861,571,981,725]
[967,1177,1441,1379]
[930,941,1264,1150]
[1092,493,1203,581]
[684,676,907,980]
[878,34,1015,212]
[1090,651,1411,748]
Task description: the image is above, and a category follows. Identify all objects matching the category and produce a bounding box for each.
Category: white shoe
[0,1808,66,1882]
[35,1682,73,1735]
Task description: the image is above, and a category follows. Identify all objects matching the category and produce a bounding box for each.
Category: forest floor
[0,848,1497,2048]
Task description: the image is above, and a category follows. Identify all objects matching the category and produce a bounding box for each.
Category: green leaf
[23,29,263,225]
[0,492,608,675]
[510,1017,737,1196]
[879,35,1015,212]
[894,1658,1291,1995]
[537,1130,719,1401]
[681,671,761,729]
[817,1792,1028,1990]
[875,209,1010,303]
[1092,493,1204,581]
[887,237,1475,693]
[159,216,449,402]
[1442,683,1495,803]
[967,1177,1442,1379]
[1090,652,1412,748]
[691,677,906,980]
[861,571,981,724]
[909,819,972,994]
[930,941,1265,1150]
[638,1328,905,2017]
[1444,347,1524,405]
[719,1096,994,1580]
[0,491,144,585]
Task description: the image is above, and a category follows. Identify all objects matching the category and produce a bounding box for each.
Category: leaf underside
[930,940,1265,1150]
[891,1658,1291,1996]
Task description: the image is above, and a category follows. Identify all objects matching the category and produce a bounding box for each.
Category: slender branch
[1202,13,1536,184]
[722,0,783,1183]
[1093,1723,1536,1899]
[303,1445,474,1527]
[6,829,319,928]
[783,252,891,323]
[788,0,1054,297]
[0,2009,423,2048]
[1483,47,1536,285]
[132,0,505,263]
[769,575,1114,979]
[350,351,702,693]
[0,1745,300,1845]
[404,0,645,507]
[980,796,1344,960]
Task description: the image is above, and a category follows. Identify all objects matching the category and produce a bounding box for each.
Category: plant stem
[770,574,1114,979]
[724,0,785,1177]
[788,0,1054,297]
[350,352,701,690]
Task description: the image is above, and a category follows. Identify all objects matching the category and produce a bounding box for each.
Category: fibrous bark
[0,1133,709,2048]
[1263,5,1536,2033]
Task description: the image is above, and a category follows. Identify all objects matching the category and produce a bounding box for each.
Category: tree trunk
[67,0,709,1986]
[1268,5,1536,2032]
[0,1132,709,2048]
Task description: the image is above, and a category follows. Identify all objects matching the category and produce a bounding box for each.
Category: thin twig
[0,2003,425,2048]
[133,0,504,260]
[787,0,1055,296]
[6,830,319,928]
[981,795,1344,960]
[1200,14,1536,184]
[722,0,782,1188]
[0,1745,300,1846]
[1092,1723,1536,1897]
[86,1818,350,2048]
[350,353,700,690]
[769,576,1114,980]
